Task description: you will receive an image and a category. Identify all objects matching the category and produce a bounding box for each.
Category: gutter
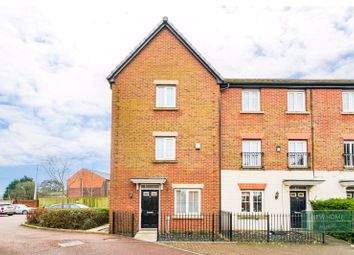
[310,89,315,177]
[219,83,229,212]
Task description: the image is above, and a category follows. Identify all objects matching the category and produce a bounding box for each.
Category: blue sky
[1,1,354,197]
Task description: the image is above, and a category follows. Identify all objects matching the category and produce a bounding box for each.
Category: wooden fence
[39,197,109,208]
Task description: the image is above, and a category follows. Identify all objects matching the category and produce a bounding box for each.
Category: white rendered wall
[221,170,354,213]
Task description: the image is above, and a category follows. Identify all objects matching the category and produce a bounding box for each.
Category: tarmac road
[0,215,194,255]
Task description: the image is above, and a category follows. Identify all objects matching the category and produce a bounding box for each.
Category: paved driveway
[164,240,353,255]
[0,215,192,255]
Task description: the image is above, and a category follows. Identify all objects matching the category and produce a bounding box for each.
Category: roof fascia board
[221,83,354,89]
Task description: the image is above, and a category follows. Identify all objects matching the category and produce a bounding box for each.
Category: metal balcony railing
[344,153,354,168]
[242,152,263,168]
[287,152,309,168]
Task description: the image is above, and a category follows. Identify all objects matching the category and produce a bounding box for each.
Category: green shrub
[311,198,354,210]
[310,198,354,243]
[26,208,108,230]
[98,207,109,215]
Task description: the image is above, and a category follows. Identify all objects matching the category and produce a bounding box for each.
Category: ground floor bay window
[175,189,201,215]
[241,190,263,213]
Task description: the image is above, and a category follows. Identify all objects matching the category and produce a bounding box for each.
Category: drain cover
[58,240,84,247]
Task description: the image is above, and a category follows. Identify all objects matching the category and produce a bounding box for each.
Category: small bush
[310,198,354,243]
[26,208,45,225]
[26,208,108,230]
[311,198,354,210]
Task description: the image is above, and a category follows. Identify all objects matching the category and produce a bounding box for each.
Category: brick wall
[110,27,220,226]
[221,88,354,170]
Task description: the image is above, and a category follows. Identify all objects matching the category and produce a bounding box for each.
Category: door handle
[146,211,154,214]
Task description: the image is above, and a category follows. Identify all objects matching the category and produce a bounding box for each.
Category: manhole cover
[58,240,84,247]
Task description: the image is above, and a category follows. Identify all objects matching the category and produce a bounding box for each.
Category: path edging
[21,223,109,235]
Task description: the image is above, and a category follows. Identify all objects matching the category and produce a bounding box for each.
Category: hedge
[26,208,108,230]
[310,198,354,243]
[311,198,354,210]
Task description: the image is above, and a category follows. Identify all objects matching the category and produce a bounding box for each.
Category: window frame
[346,188,354,199]
[344,140,354,168]
[241,190,264,213]
[242,89,260,112]
[155,136,176,161]
[242,140,262,168]
[174,189,201,215]
[342,91,354,113]
[287,90,306,112]
[288,140,307,168]
[156,85,176,108]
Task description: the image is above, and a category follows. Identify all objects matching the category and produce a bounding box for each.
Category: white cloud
[0,1,354,167]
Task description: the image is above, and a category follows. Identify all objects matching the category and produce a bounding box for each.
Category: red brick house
[107,17,354,231]
[67,169,110,197]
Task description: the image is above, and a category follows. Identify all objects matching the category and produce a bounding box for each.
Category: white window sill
[242,166,263,169]
[240,111,264,114]
[153,160,177,164]
[153,107,179,111]
[288,166,310,170]
[344,166,354,170]
[341,112,354,115]
[286,111,310,115]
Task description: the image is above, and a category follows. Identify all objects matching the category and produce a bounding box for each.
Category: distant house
[67,169,110,197]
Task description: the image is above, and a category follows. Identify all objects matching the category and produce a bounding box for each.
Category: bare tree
[42,156,72,198]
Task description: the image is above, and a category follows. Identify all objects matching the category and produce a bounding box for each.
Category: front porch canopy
[339,180,354,187]
[282,179,325,186]
[130,177,167,190]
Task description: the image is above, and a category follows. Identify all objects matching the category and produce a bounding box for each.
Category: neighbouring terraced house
[107,17,354,231]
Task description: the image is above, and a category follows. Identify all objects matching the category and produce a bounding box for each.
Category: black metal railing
[112,211,135,237]
[242,152,263,168]
[157,211,324,243]
[344,153,354,168]
[287,152,309,168]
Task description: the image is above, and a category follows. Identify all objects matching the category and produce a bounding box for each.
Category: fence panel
[39,197,109,208]
[157,211,324,243]
[112,211,135,237]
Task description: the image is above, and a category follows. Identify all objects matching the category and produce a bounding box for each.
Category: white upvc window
[288,140,307,168]
[175,189,201,215]
[155,137,176,160]
[242,140,262,167]
[344,141,354,168]
[241,190,263,212]
[156,85,176,108]
[288,90,305,112]
[342,91,354,112]
[242,89,260,112]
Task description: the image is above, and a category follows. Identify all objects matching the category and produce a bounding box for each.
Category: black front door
[290,190,306,228]
[141,190,159,228]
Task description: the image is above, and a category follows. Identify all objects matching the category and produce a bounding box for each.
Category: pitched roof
[67,169,110,189]
[106,17,223,85]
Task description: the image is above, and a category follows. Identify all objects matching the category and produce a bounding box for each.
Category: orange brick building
[67,169,110,197]
[107,17,354,230]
